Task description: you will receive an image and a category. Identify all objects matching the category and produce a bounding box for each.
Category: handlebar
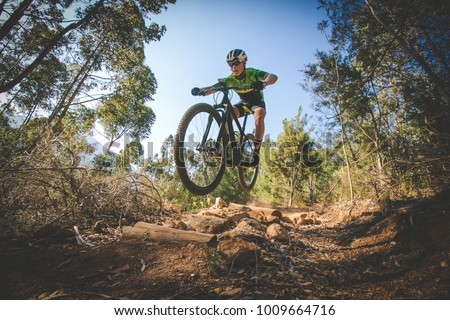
[191,83,253,96]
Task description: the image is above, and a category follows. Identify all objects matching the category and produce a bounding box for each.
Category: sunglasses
[228,60,242,67]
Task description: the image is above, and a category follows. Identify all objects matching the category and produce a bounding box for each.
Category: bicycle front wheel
[237,134,259,192]
[175,103,226,195]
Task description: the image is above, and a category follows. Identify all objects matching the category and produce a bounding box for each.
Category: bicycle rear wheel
[237,134,259,192]
[175,103,226,195]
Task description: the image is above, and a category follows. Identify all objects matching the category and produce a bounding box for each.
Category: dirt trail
[0,193,449,300]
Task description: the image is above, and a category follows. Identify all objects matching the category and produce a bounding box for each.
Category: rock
[267,215,281,224]
[248,210,267,223]
[239,218,266,231]
[220,218,266,243]
[214,197,228,209]
[281,216,294,224]
[287,213,316,225]
[228,203,252,211]
[217,238,261,266]
[271,210,283,218]
[185,215,230,234]
[229,212,250,222]
[197,208,227,218]
[219,287,244,297]
[297,218,315,225]
[267,224,289,242]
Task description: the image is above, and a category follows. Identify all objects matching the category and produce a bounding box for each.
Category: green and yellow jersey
[219,68,268,107]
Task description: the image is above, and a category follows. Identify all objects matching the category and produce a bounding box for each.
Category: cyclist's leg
[233,102,245,120]
[252,106,266,150]
[243,106,264,166]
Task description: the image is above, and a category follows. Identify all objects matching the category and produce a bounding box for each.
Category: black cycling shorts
[234,101,266,116]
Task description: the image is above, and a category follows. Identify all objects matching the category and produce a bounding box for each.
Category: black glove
[191,87,204,96]
[252,81,265,90]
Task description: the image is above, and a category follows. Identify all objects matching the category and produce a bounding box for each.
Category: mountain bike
[174,83,259,196]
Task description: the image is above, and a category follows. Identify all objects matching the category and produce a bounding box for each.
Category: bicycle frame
[199,86,252,166]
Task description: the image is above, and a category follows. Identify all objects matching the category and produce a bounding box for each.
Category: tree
[306,0,450,200]
[0,0,106,93]
[267,107,313,207]
[0,0,176,168]
[304,51,359,202]
[251,139,285,206]
[97,64,157,151]
[116,139,143,172]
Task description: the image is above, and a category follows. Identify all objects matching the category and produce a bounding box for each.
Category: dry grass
[0,157,162,236]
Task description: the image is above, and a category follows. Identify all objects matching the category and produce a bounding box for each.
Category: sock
[254,139,262,150]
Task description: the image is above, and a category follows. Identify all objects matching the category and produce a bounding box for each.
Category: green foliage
[115,139,143,172]
[144,135,250,211]
[251,147,287,207]
[145,136,209,211]
[210,169,251,205]
[93,152,116,169]
[97,63,157,148]
[304,0,449,201]
[250,108,330,207]
[1,0,175,159]
[270,108,310,206]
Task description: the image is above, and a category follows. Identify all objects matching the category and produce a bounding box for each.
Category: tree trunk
[0,0,8,15]
[308,173,315,203]
[22,44,100,158]
[288,166,298,207]
[364,101,388,200]
[332,56,355,203]
[365,0,450,102]
[0,0,33,41]
[339,118,354,203]
[0,0,105,93]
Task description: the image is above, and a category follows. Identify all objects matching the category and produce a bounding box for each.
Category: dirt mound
[0,192,449,299]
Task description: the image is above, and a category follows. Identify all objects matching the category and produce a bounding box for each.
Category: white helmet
[226,49,247,64]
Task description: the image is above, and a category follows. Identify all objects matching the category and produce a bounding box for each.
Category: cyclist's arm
[262,73,278,88]
[201,82,224,96]
[201,85,218,96]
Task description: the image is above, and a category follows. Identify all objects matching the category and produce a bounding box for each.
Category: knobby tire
[175,103,226,195]
[237,134,259,192]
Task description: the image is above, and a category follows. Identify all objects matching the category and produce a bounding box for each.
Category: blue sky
[133,0,331,157]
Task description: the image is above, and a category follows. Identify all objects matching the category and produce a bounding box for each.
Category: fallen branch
[74,226,94,246]
[122,222,217,246]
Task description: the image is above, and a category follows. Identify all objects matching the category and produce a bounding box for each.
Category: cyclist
[195,49,278,166]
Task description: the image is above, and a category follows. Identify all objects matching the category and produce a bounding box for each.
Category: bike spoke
[176,105,225,192]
